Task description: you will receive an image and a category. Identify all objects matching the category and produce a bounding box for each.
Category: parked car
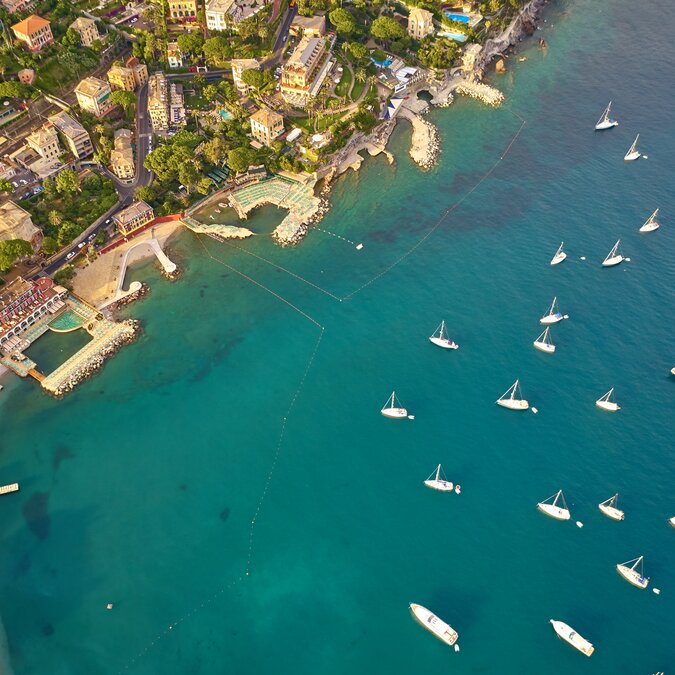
[105,218,112,224]
[33,186,43,194]
[77,242,86,249]
[66,251,76,260]
[88,233,97,242]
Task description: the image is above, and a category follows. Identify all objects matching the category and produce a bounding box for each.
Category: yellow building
[249,108,284,147]
[107,57,148,92]
[110,129,134,180]
[25,123,61,161]
[11,14,53,52]
[407,7,435,41]
[112,201,154,236]
[280,36,330,106]
[75,77,113,118]
[168,0,197,21]
[69,17,100,47]
[0,201,42,252]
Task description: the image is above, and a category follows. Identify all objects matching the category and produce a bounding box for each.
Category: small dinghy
[381,391,407,419]
[537,489,571,521]
[533,326,555,353]
[598,493,624,521]
[668,516,675,528]
[550,242,567,266]
[409,603,459,647]
[550,619,594,657]
[639,209,660,233]
[602,240,625,267]
[540,297,568,325]
[496,379,529,410]
[424,464,454,492]
[624,134,641,161]
[429,320,459,350]
[596,388,620,412]
[595,101,618,131]
[616,556,649,589]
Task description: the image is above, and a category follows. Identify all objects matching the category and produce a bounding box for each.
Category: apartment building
[75,76,114,118]
[49,111,94,160]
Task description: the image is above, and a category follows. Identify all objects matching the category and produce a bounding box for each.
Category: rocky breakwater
[398,107,440,170]
[455,80,505,107]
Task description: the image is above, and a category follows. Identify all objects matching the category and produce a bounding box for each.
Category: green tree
[177,32,204,57]
[41,236,58,255]
[328,8,356,36]
[48,210,62,228]
[178,162,200,191]
[110,89,136,118]
[0,178,12,193]
[55,169,80,195]
[135,185,156,202]
[227,147,255,173]
[355,68,366,83]
[349,42,369,61]
[57,221,82,246]
[370,16,406,41]
[61,27,80,48]
[54,265,76,289]
[95,230,105,246]
[144,144,193,183]
[202,83,218,103]
[42,177,57,199]
[0,81,26,98]
[203,36,232,66]
[218,80,239,103]
[241,68,272,94]
[196,177,213,195]
[0,239,32,271]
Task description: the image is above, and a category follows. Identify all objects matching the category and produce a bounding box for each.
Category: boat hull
[550,252,567,265]
[429,336,459,350]
[381,408,408,419]
[669,516,675,527]
[602,255,624,267]
[409,604,458,646]
[496,399,529,410]
[533,340,555,353]
[537,503,571,520]
[616,565,649,589]
[639,223,659,233]
[624,151,641,161]
[550,620,594,657]
[596,400,620,412]
[599,504,624,521]
[540,314,564,325]
[424,479,454,492]
[595,120,618,130]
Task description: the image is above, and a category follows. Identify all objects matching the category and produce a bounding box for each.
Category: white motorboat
[596,388,620,412]
[429,320,459,350]
[537,489,571,521]
[550,242,567,266]
[409,603,458,647]
[533,326,555,354]
[550,619,595,657]
[381,391,408,419]
[624,134,641,161]
[540,297,568,325]
[669,516,675,527]
[594,101,618,131]
[496,379,529,410]
[598,494,624,521]
[424,464,454,492]
[639,208,660,233]
[616,556,649,589]
[601,240,625,267]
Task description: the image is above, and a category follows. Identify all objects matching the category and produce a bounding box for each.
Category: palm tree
[48,210,62,227]
[355,69,366,83]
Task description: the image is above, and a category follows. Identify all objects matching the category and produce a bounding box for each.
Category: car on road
[88,233,97,242]
[105,218,112,224]
[77,242,86,249]
[33,186,43,194]
[130,17,137,23]
[66,251,76,260]
[11,181,17,188]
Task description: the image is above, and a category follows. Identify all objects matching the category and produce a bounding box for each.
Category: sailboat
[594,101,618,130]
[639,208,660,233]
[496,379,529,410]
[601,240,625,267]
[540,297,568,325]
[429,321,459,350]
[596,388,620,412]
[381,391,408,419]
[550,620,595,657]
[424,464,454,492]
[533,327,555,353]
[624,134,641,161]
[550,242,567,266]
[598,494,624,521]
[409,603,459,647]
[537,489,571,520]
[616,556,649,589]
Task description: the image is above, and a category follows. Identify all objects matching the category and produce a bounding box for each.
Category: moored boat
[409,603,458,647]
[669,516,675,527]
[598,494,624,521]
[624,134,641,161]
[602,240,625,267]
[537,489,570,521]
[496,379,529,410]
[596,388,620,412]
[616,556,649,589]
[550,619,595,657]
[424,464,454,492]
[595,101,618,131]
[639,208,660,233]
[540,297,568,325]
[381,391,408,419]
[550,242,567,265]
[533,327,555,353]
[429,320,459,350]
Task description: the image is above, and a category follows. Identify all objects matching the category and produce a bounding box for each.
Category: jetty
[0,483,19,495]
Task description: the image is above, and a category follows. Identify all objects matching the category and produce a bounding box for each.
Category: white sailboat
[550,620,595,657]
[624,134,641,161]
[537,489,571,520]
[550,242,567,266]
[533,327,555,353]
[429,320,459,350]
[381,391,408,419]
[594,101,618,130]
[540,297,568,325]
[596,388,620,412]
[598,494,624,521]
[424,464,454,492]
[601,240,625,267]
[639,208,660,233]
[616,556,649,589]
[496,379,529,410]
[409,603,459,647]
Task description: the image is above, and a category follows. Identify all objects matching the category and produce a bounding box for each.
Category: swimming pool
[439,31,468,42]
[444,12,470,23]
[371,57,393,68]
[218,109,232,121]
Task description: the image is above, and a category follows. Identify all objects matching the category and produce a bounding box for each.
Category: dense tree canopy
[55,169,80,195]
[371,16,406,41]
[110,90,136,117]
[0,239,32,271]
[227,147,255,173]
[328,8,357,37]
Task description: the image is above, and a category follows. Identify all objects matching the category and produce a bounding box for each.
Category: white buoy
[576,521,584,528]
[454,644,460,652]
[356,243,363,250]
[106,603,113,610]
[643,155,648,159]
[653,588,661,595]
[580,256,586,260]
[408,415,415,420]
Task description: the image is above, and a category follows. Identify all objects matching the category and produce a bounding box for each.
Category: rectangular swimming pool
[438,31,468,42]
[444,12,470,23]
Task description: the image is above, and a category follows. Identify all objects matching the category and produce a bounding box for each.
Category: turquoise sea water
[2,0,675,672]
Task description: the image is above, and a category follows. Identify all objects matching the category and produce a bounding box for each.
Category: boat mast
[440,321,445,339]
[512,380,519,400]
[436,464,440,481]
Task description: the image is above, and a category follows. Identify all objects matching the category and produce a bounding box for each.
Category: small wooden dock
[28,368,45,382]
[0,483,19,495]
